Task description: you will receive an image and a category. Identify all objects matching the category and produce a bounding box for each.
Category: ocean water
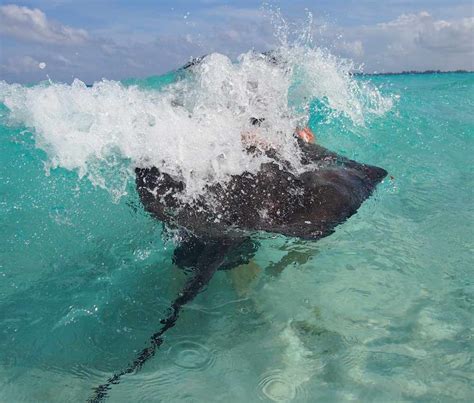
[1,55,473,402]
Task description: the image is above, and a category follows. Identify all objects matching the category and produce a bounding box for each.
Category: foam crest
[0,21,392,200]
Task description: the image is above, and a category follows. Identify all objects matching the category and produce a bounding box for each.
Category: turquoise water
[1,72,473,402]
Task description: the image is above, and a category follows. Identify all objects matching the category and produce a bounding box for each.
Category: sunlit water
[1,62,473,402]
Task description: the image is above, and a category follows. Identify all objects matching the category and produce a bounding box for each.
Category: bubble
[0,11,392,203]
[257,370,298,401]
[167,339,215,370]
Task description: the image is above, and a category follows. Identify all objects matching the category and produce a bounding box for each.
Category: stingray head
[218,140,387,240]
[267,155,387,239]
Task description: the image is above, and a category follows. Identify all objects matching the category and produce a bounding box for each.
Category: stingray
[88,136,386,401]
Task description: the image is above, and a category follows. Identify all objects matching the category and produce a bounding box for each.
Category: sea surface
[1,67,473,402]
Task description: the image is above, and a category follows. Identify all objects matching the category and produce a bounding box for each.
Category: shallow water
[1,71,473,402]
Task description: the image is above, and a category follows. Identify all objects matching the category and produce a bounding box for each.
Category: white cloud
[374,11,474,54]
[0,4,89,45]
[1,55,45,73]
[338,40,365,57]
[1,6,473,83]
[417,16,474,53]
[337,12,474,71]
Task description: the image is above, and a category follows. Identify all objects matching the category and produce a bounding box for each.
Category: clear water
[1,70,473,402]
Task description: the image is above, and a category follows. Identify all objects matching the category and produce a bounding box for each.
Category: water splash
[0,12,392,201]
[166,339,216,370]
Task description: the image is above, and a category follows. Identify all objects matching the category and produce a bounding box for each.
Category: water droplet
[258,370,297,401]
[167,340,215,370]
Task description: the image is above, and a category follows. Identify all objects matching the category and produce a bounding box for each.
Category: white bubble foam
[0,16,392,201]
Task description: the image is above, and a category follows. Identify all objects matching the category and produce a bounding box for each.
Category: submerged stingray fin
[88,237,247,402]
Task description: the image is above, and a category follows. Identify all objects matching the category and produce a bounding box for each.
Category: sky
[0,0,473,83]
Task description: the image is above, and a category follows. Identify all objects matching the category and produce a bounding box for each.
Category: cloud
[0,4,89,45]
[374,11,474,54]
[338,40,364,58]
[334,12,474,72]
[0,55,46,73]
[416,16,474,53]
[0,5,472,84]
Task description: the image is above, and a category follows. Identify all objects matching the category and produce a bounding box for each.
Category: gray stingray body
[135,139,387,241]
[90,137,387,402]
[89,52,387,401]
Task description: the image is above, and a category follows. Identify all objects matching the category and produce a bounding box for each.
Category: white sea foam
[0,18,392,201]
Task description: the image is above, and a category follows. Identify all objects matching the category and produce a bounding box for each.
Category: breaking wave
[0,14,393,201]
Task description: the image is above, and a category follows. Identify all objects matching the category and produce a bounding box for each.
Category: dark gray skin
[135,139,387,241]
[91,140,386,402]
[90,139,386,401]
[89,53,387,401]
[89,138,386,401]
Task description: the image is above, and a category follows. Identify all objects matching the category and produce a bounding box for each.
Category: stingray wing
[135,141,387,241]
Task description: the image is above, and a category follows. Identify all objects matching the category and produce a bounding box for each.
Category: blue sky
[1,0,473,83]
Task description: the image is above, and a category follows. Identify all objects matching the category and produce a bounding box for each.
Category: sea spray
[0,17,392,201]
[1,10,472,403]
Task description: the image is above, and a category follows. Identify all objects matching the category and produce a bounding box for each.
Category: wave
[0,17,393,201]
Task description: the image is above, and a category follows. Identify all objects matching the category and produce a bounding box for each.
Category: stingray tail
[87,238,240,402]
